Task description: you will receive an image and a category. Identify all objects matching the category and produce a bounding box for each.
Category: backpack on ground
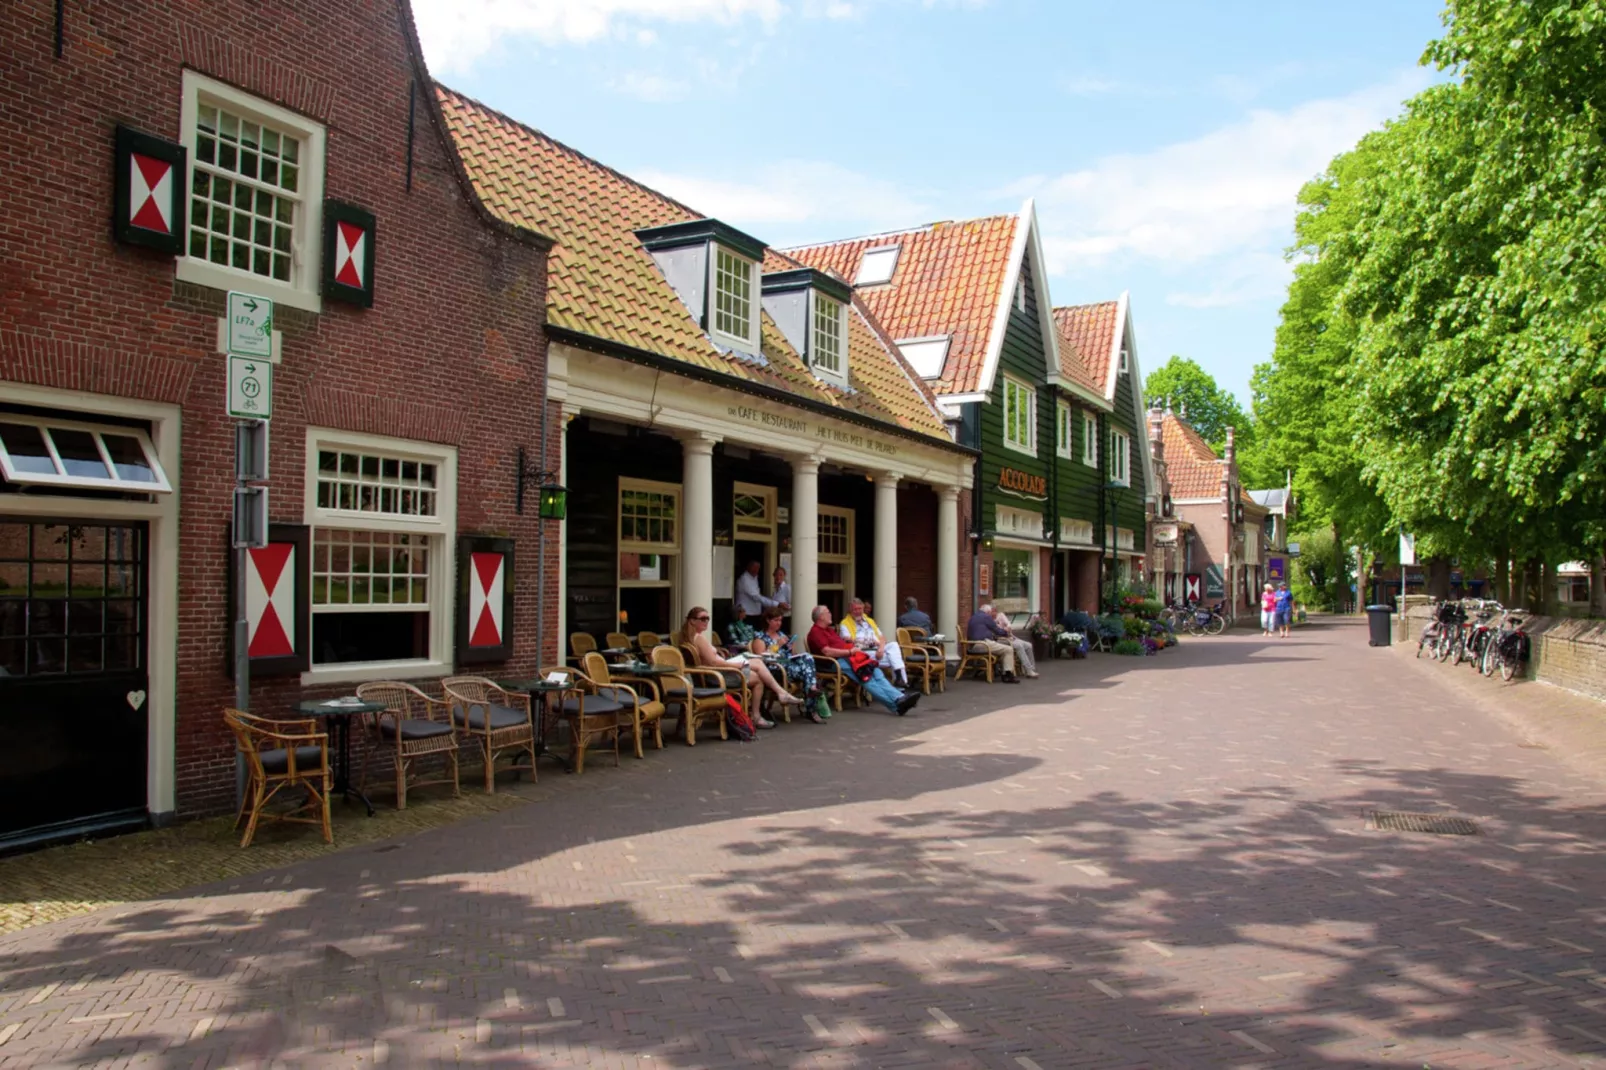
[724,693,756,741]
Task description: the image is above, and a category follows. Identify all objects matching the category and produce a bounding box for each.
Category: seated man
[992,606,1039,678]
[840,597,906,687]
[808,605,917,715]
[897,596,934,634]
[965,602,1020,683]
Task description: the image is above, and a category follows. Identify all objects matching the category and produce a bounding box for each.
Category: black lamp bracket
[516,446,562,516]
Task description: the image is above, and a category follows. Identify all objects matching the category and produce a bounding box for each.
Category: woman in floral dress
[752,607,825,723]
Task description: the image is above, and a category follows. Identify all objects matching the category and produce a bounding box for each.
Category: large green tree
[1141,356,1249,454]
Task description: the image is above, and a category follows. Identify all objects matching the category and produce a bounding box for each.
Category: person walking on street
[1274,583,1294,638]
[1260,583,1277,636]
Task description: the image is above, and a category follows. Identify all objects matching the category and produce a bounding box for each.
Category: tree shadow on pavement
[4,751,1604,1067]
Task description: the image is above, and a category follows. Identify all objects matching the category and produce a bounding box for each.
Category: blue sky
[411,0,1446,405]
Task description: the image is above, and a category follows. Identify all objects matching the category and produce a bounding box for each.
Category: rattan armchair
[224,709,331,848]
[605,631,632,651]
[897,628,947,695]
[353,681,460,809]
[636,630,662,650]
[651,644,729,745]
[570,632,599,665]
[440,676,537,792]
[547,661,625,774]
[955,641,1004,683]
[582,652,665,760]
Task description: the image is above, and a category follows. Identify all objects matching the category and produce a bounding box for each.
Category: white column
[680,432,718,614]
[874,472,900,626]
[555,406,577,657]
[937,485,960,658]
[791,453,820,625]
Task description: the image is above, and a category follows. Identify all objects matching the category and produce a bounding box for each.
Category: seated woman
[724,604,759,652]
[751,607,825,724]
[676,606,801,729]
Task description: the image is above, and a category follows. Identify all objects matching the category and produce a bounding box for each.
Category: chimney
[1224,425,1236,466]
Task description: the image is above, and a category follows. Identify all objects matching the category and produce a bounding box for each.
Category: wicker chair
[440,676,537,792]
[224,709,331,848]
[353,681,460,809]
[605,631,632,651]
[549,661,625,774]
[955,641,1004,683]
[809,653,852,711]
[897,628,947,695]
[569,632,598,665]
[651,644,729,745]
[637,631,661,650]
[679,641,756,715]
[582,651,665,759]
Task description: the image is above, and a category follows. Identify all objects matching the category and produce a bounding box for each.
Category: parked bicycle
[1184,601,1228,637]
[1483,610,1529,682]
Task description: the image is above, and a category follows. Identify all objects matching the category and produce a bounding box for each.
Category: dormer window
[812,294,845,383]
[897,335,950,379]
[711,246,756,349]
[855,245,898,286]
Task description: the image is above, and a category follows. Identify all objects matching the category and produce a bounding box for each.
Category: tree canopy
[1141,356,1249,455]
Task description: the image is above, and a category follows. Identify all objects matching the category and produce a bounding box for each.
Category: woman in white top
[676,606,801,728]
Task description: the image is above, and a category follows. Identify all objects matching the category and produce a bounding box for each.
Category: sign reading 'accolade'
[998,466,1047,499]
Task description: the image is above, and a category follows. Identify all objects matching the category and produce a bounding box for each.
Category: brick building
[0,0,554,849]
[1156,410,1268,619]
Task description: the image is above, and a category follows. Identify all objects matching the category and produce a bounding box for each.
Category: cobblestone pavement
[4,618,1606,1069]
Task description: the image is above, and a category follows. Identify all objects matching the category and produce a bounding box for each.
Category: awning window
[0,417,172,493]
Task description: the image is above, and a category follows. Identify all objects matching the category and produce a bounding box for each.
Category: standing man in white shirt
[734,560,773,618]
[771,565,792,613]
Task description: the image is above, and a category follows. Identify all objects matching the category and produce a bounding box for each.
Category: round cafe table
[498,677,582,770]
[294,698,387,816]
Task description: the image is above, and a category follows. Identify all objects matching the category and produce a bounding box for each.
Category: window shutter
[457,535,515,665]
[322,200,376,307]
[113,125,187,255]
[229,523,311,677]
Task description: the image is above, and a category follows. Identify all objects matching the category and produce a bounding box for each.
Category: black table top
[294,698,387,717]
[500,677,580,693]
[610,663,679,676]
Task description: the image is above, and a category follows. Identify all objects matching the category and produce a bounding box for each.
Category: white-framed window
[1081,412,1099,468]
[0,416,172,494]
[854,246,899,286]
[1109,429,1131,486]
[992,544,1035,614]
[303,429,456,683]
[1055,402,1073,459]
[618,478,681,634]
[1119,345,1130,374]
[1014,274,1027,313]
[1002,376,1036,455]
[896,335,950,379]
[818,505,854,617]
[178,70,326,313]
[710,245,759,353]
[811,293,846,384]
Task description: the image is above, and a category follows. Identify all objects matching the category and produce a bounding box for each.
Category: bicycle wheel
[1416,633,1429,658]
[1207,613,1226,636]
[1480,643,1495,677]
[1500,655,1517,682]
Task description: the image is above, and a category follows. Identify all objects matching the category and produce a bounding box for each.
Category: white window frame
[1119,345,1130,374]
[817,505,855,604]
[854,245,899,286]
[1001,375,1036,456]
[708,244,760,355]
[1109,428,1131,486]
[1055,401,1073,459]
[1014,274,1027,313]
[1081,411,1099,468]
[618,477,681,619]
[991,540,1038,614]
[809,291,847,386]
[0,415,173,494]
[177,71,326,313]
[301,428,457,685]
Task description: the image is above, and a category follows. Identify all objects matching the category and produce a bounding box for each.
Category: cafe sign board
[997,466,1047,500]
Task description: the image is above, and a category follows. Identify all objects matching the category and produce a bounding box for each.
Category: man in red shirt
[807,605,916,715]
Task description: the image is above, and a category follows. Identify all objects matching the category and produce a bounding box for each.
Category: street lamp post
[1100,480,1125,612]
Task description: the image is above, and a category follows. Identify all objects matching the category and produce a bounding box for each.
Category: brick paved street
[3,618,1606,1069]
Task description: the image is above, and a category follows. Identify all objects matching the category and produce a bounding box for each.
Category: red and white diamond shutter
[113,126,186,255]
[322,200,376,307]
[468,552,505,648]
[457,537,514,665]
[1185,574,1201,603]
[246,542,296,659]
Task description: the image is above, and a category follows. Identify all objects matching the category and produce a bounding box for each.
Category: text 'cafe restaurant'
[438,87,975,647]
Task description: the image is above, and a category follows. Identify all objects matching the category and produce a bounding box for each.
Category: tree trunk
[1427,557,1451,600]
[1539,560,1555,616]
[1519,558,1542,612]
[1332,520,1344,612]
[1590,557,1605,619]
[1495,554,1510,606]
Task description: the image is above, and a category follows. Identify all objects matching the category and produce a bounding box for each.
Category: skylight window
[0,417,172,493]
[854,246,899,286]
[897,336,950,379]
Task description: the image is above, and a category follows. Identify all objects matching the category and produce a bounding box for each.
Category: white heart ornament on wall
[126,690,147,711]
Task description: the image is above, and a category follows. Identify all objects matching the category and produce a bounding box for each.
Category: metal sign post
[230,415,270,807]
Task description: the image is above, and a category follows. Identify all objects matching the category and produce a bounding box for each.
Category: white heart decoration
[126,689,147,711]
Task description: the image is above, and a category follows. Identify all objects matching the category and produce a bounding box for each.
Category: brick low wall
[1398,604,1606,702]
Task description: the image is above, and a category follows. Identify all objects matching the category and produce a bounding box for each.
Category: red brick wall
[0,0,552,816]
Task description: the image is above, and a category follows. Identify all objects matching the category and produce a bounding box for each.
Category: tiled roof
[435,86,951,441]
[782,215,1020,396]
[1161,412,1225,498]
[1052,302,1121,398]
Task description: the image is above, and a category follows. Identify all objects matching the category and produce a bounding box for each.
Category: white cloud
[1030,70,1432,305]
[411,0,785,73]
[608,70,689,101]
[634,161,933,233]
